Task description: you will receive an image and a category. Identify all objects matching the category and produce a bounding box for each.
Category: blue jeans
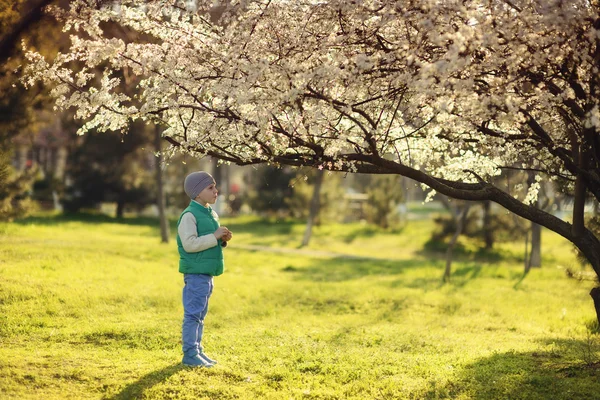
[182,273,214,356]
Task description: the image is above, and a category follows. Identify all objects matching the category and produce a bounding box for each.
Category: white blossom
[21,0,595,200]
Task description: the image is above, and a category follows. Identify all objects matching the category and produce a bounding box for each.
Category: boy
[177,171,232,367]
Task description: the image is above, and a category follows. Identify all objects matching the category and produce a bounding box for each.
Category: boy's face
[195,182,218,206]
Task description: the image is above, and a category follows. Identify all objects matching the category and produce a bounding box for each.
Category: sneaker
[200,353,217,365]
[182,354,213,368]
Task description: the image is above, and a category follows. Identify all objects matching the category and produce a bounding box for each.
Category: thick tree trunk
[591,288,600,327]
[301,169,324,247]
[444,204,470,282]
[154,125,169,243]
[573,231,600,325]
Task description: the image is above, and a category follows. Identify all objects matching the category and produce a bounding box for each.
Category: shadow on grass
[418,241,525,265]
[424,349,600,399]
[277,252,497,294]
[105,363,185,400]
[283,257,422,282]
[283,257,484,292]
[336,224,402,244]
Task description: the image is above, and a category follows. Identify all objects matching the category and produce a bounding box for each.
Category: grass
[1,212,600,399]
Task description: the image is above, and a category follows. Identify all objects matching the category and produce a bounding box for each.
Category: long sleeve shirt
[177,208,218,253]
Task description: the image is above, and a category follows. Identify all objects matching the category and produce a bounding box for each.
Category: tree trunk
[443,203,470,282]
[211,158,227,215]
[573,231,600,325]
[482,200,494,250]
[301,169,324,247]
[116,198,125,219]
[154,125,169,243]
[591,288,600,327]
[529,222,541,268]
[523,171,542,268]
[523,229,530,275]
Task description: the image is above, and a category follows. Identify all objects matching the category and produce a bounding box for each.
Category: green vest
[176,201,224,276]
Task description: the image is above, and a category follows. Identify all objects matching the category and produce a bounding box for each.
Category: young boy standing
[177,171,232,367]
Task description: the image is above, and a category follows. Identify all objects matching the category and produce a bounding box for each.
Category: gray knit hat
[184,171,216,199]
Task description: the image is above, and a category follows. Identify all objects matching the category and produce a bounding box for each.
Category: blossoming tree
[24,0,600,320]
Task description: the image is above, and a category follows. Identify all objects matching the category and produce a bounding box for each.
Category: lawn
[1,212,600,399]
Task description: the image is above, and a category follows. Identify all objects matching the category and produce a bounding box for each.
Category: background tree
[23,0,600,322]
[285,169,349,246]
[0,0,65,220]
[154,124,169,242]
[301,169,323,247]
[442,198,471,283]
[63,121,155,218]
[428,170,555,276]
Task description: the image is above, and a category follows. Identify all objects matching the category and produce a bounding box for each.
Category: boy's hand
[214,226,231,240]
[222,230,233,242]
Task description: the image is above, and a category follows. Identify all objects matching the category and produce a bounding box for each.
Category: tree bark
[529,222,541,268]
[573,231,600,324]
[444,203,470,282]
[116,198,125,219]
[301,169,324,247]
[482,200,494,250]
[590,288,600,327]
[154,125,169,243]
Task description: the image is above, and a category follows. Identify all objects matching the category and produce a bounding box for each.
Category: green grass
[1,212,600,399]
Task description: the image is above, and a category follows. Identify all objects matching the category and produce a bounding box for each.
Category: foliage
[0,0,22,30]
[1,0,68,139]
[62,122,155,217]
[0,1,41,214]
[0,213,599,399]
[0,0,73,212]
[0,151,38,221]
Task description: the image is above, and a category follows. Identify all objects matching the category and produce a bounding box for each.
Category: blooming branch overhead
[25,0,594,180]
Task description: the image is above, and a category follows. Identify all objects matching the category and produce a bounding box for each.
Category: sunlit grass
[0,213,599,399]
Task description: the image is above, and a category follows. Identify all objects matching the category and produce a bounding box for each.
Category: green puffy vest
[176,201,224,276]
